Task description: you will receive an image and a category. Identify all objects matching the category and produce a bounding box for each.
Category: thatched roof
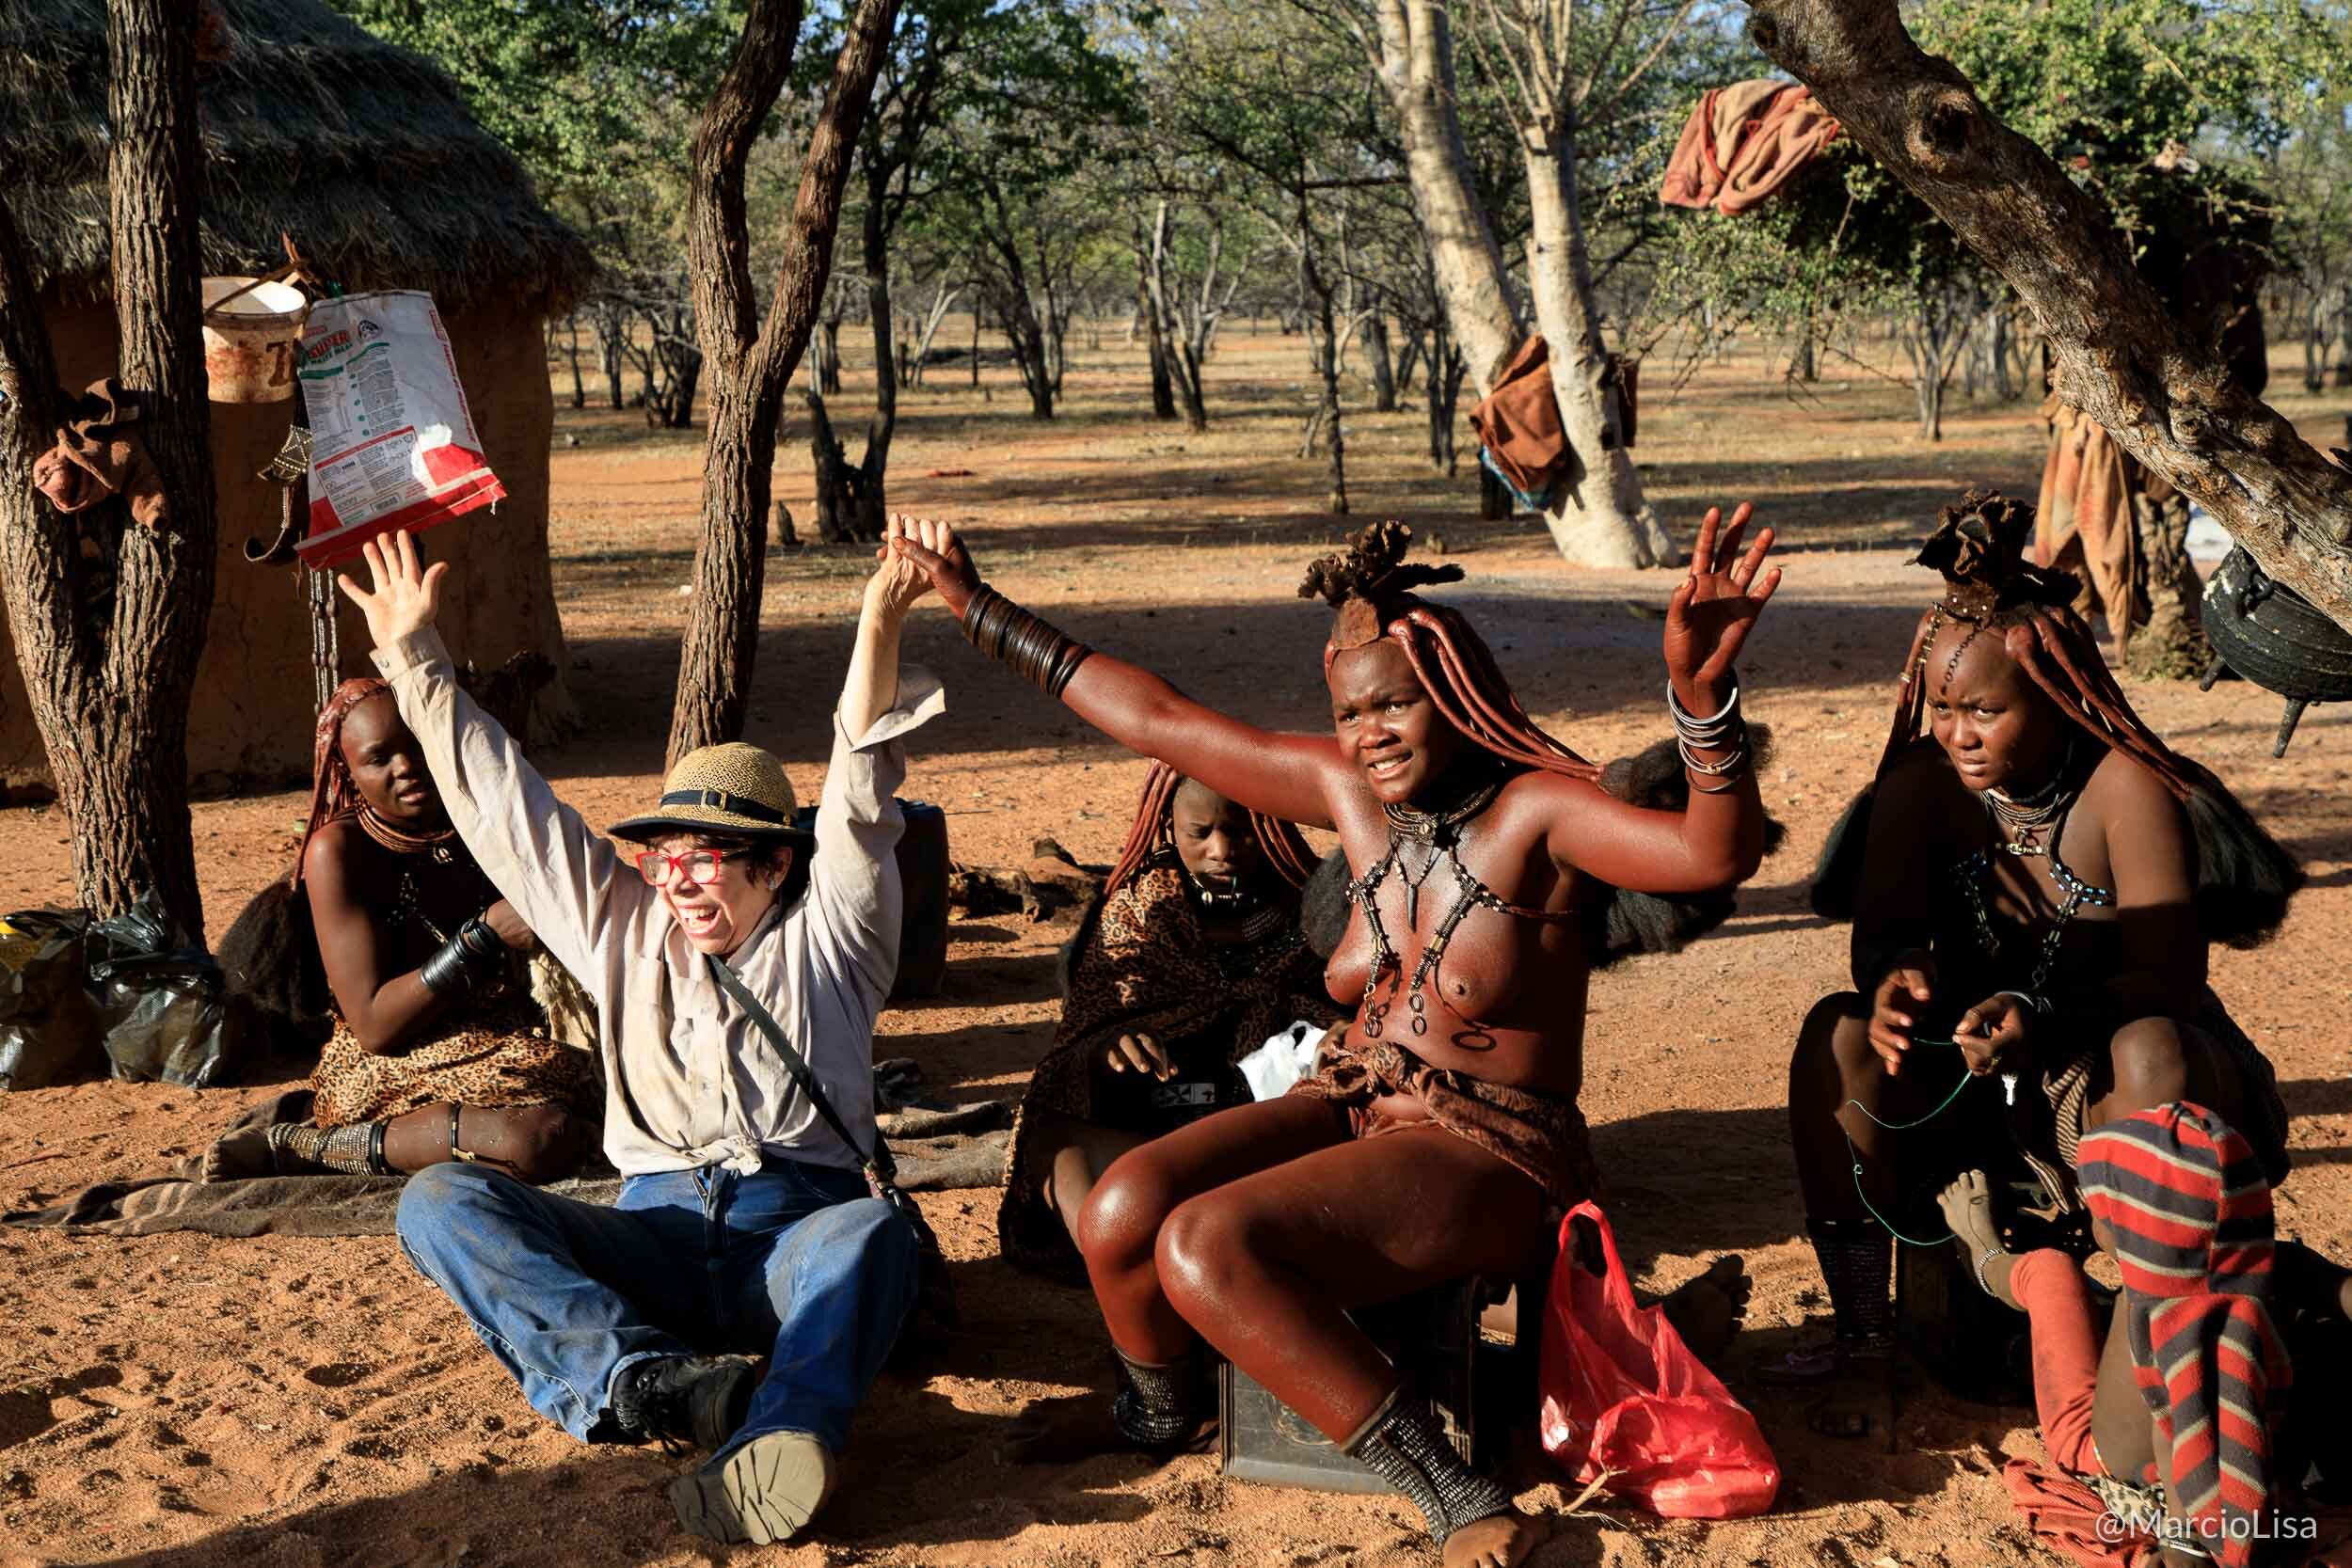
[0,0,596,313]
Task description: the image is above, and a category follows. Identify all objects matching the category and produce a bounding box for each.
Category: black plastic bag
[0,909,103,1090]
[85,891,244,1088]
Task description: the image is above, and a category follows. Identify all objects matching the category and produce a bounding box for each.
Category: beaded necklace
[1955,794,2115,995]
[355,807,492,953]
[358,804,460,864]
[1980,735,2081,857]
[1344,773,1566,1044]
[1184,869,1291,947]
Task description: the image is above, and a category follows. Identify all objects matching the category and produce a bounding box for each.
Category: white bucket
[200,277,309,404]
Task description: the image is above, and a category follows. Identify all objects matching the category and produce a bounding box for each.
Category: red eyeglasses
[634,848,747,887]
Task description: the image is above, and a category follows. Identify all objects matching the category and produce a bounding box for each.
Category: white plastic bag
[295,291,503,565]
[1239,1021,1327,1101]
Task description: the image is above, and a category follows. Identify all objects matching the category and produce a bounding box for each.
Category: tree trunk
[1748,0,2352,637]
[1915,363,1945,440]
[668,0,899,765]
[991,255,1057,418]
[1427,335,1466,474]
[1520,123,1669,565]
[0,0,218,932]
[2126,486,2209,681]
[1142,204,1210,432]
[808,390,878,543]
[1009,306,1054,418]
[1370,0,1665,567]
[1395,325,1424,395]
[1137,248,1177,420]
[1790,295,1819,381]
[667,346,704,429]
[1369,0,1518,385]
[1173,344,1209,432]
[565,315,585,408]
[2302,293,2327,393]
[1042,281,1068,400]
[818,315,843,394]
[1136,218,1178,421]
[854,163,897,539]
[596,303,626,408]
[1480,465,1510,518]
[1299,227,1348,515]
[1366,306,1397,412]
[907,279,959,388]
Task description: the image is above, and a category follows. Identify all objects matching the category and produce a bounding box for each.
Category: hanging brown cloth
[1661,81,1842,216]
[30,379,167,529]
[1469,336,1568,497]
[2034,398,2153,650]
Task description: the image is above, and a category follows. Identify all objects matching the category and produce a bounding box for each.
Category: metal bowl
[2199,546,2352,753]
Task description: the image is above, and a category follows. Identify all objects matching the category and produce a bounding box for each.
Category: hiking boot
[668,1430,838,1544]
[610,1354,758,1452]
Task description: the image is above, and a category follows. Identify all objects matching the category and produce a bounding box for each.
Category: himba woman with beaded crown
[202,677,598,1184]
[1784,486,2304,1446]
[890,508,1778,1568]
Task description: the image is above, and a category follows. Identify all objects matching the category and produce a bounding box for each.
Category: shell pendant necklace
[1983,736,2079,857]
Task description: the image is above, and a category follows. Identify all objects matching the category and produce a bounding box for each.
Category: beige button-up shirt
[373,626,946,1178]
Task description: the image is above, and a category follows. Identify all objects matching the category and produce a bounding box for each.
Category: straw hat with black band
[609,742,814,848]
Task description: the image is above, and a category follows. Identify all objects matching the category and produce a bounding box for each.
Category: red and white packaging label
[295,291,504,565]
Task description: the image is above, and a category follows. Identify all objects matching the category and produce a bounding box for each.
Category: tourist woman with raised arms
[890,510,1778,1568]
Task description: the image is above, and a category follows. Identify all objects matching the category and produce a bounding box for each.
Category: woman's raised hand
[885,516,982,619]
[1663,502,1781,713]
[866,515,936,618]
[336,531,448,647]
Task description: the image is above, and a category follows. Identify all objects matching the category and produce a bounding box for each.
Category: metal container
[2199,546,2352,754]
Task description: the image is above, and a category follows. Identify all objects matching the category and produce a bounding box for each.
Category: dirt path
[4,331,2349,1568]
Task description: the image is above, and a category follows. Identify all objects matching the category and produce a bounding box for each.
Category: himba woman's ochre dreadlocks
[1859,487,2300,944]
[1298,520,1600,784]
[1107,761,1321,897]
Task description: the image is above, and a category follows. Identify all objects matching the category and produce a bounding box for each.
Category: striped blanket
[2077,1102,2293,1568]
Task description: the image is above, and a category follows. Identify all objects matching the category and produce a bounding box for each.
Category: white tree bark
[1366,0,1667,566]
[1523,120,1672,564]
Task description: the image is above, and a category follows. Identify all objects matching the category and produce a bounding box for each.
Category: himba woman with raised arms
[1786,489,2303,1449]
[891,509,1778,1568]
[206,677,598,1182]
[1000,762,1342,1278]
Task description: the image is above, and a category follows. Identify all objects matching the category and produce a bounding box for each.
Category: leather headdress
[1915,486,2077,622]
[1300,520,1465,658]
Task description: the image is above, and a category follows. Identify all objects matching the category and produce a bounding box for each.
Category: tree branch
[687,0,806,369]
[1747,0,2352,633]
[748,0,902,400]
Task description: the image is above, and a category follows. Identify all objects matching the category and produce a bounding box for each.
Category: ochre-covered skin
[1787,496,2297,1449]
[894,513,1777,1567]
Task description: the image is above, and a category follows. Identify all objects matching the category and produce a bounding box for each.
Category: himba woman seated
[1786,489,2303,1446]
[999,762,1343,1279]
[892,511,1774,1568]
[206,677,598,1182]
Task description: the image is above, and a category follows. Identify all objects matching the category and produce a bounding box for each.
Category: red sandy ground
[3,328,2349,1568]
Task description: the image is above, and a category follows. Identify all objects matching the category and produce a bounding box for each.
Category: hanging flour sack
[295,291,503,565]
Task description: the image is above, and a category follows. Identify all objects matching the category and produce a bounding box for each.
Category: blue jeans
[395,1155,919,1464]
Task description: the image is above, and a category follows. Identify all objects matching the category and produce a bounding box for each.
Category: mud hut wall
[0,292,573,795]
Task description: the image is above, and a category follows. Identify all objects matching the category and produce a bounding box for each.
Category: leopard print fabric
[998,859,1341,1277]
[310,990,600,1128]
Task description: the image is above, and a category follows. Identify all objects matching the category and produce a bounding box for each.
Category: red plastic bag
[1537,1200,1780,1518]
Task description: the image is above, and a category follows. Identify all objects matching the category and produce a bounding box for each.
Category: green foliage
[1629,0,2352,359]
[330,0,739,226]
